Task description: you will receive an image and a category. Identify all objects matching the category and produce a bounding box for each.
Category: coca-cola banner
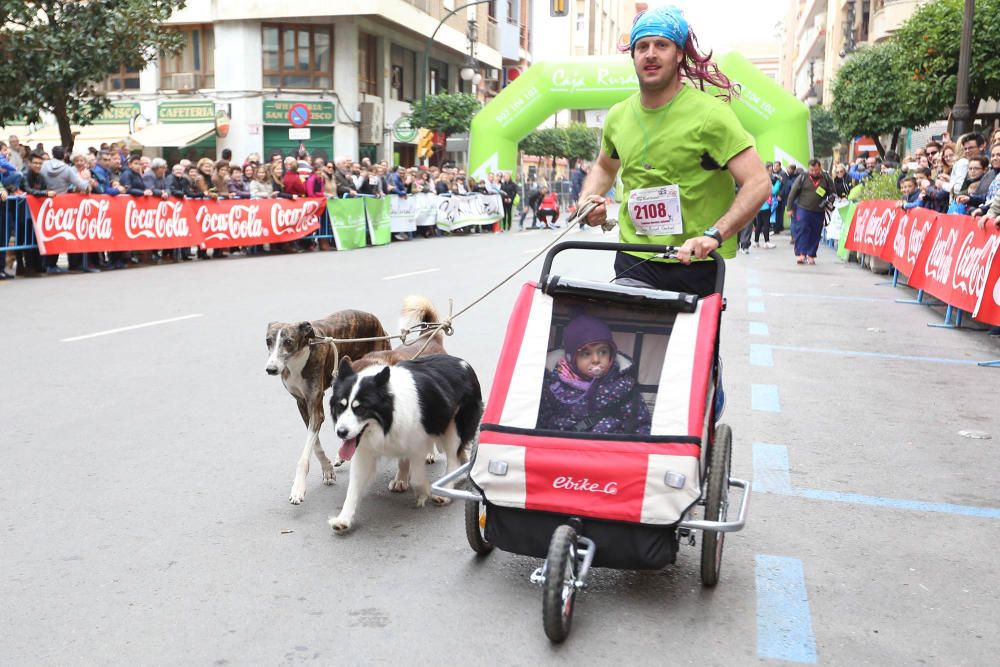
[884,206,938,276]
[26,194,324,255]
[908,214,1000,321]
[978,249,1000,325]
[845,199,899,257]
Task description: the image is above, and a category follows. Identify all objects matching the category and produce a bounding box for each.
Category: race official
[577,5,770,297]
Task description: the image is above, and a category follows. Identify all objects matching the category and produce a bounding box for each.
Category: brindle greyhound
[265,310,389,504]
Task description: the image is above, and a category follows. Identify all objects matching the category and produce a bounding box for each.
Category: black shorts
[613,252,721,298]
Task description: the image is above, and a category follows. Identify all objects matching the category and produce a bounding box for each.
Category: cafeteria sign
[158,101,215,124]
[262,100,335,126]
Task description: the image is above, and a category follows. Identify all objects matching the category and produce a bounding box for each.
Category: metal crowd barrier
[1,195,37,252]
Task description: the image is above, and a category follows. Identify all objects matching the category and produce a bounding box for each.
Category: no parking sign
[288,103,311,128]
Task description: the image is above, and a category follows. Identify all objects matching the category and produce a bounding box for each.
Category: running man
[577,5,770,297]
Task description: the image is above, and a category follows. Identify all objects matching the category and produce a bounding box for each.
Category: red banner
[26,194,323,255]
[979,248,1000,325]
[908,214,1000,320]
[884,206,938,276]
[845,200,900,257]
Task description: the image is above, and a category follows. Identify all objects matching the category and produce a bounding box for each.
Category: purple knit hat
[563,315,616,358]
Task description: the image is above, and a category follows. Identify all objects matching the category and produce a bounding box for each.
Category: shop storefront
[129,100,219,163]
[27,102,138,151]
[262,100,335,162]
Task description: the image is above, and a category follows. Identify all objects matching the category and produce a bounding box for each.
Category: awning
[127,122,216,148]
[0,125,34,140]
[26,124,131,150]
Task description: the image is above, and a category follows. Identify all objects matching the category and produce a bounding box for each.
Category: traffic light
[416,128,434,159]
[550,0,568,17]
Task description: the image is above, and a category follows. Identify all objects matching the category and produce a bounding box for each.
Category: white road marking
[61,314,204,342]
[382,268,440,281]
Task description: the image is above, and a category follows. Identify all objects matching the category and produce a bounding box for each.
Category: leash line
[311,201,608,361]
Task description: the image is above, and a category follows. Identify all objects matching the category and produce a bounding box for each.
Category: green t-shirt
[601,85,754,260]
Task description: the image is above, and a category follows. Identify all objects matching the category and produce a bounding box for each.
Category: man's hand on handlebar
[578,194,608,227]
[676,236,720,265]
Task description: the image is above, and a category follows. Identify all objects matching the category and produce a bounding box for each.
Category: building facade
[25,0,533,166]
[779,0,928,106]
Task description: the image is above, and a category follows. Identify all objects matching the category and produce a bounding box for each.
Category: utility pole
[951,0,975,138]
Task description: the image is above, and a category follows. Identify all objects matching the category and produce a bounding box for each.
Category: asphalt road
[3,224,999,666]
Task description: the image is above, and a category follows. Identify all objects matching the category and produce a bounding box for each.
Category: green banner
[364,197,392,246]
[327,198,368,250]
[468,53,810,179]
[838,202,857,260]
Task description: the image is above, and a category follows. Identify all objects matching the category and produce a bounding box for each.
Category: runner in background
[576,4,770,297]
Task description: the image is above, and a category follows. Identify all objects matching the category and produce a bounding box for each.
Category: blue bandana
[629,5,689,50]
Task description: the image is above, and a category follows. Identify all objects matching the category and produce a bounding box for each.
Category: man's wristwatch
[703,227,723,245]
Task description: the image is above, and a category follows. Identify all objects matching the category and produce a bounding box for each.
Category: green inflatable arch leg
[469,52,811,180]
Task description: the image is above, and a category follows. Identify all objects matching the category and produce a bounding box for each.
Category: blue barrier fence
[1,196,37,251]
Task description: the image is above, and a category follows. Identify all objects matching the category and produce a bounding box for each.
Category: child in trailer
[537,314,652,435]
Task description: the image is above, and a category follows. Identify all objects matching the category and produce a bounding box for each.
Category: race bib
[628,184,683,236]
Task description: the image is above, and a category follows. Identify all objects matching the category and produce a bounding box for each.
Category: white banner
[388,193,438,231]
[389,195,417,233]
[436,193,504,232]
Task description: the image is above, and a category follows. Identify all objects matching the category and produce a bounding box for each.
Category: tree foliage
[809,106,842,158]
[831,42,924,156]
[410,93,481,135]
[0,0,187,151]
[891,0,1000,127]
[563,123,599,163]
[519,127,568,160]
[519,124,598,163]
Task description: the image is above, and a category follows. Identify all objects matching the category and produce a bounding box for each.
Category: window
[262,24,334,89]
[358,33,379,96]
[389,45,417,102]
[506,0,517,24]
[101,65,140,92]
[429,59,449,95]
[160,26,215,89]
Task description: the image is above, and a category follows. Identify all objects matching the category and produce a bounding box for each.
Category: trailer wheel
[542,524,579,643]
[464,500,493,555]
[701,423,732,587]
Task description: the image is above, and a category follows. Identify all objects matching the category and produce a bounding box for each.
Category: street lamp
[951,0,975,137]
[805,59,819,107]
[420,0,492,127]
[460,56,478,81]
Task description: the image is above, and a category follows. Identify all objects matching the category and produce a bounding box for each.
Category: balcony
[794,24,826,75]
[869,0,927,43]
[796,0,830,40]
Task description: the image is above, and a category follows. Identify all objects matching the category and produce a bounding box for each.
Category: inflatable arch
[469,53,811,180]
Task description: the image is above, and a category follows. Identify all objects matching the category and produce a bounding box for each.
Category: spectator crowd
[0,136,532,280]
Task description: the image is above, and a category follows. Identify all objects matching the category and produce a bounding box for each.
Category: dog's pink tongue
[338,437,358,461]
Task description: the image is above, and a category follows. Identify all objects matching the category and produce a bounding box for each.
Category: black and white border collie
[328,354,483,533]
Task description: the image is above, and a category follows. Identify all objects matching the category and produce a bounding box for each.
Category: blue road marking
[756,555,818,664]
[752,443,793,493]
[749,321,770,337]
[748,287,763,297]
[753,443,1000,519]
[765,292,894,303]
[751,384,781,412]
[750,344,774,367]
[768,344,982,367]
[748,301,766,313]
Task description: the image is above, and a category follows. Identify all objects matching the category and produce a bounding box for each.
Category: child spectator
[536,314,651,435]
